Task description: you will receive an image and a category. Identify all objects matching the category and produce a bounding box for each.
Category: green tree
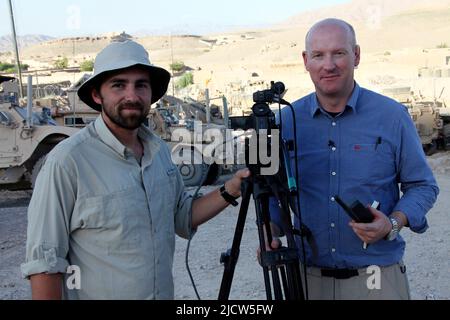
[170,61,185,72]
[54,57,69,69]
[176,72,194,89]
[0,61,15,72]
[0,61,29,73]
[80,59,94,71]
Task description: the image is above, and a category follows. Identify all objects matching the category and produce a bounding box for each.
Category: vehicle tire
[443,124,450,150]
[177,162,209,187]
[30,155,48,189]
[424,141,437,156]
[173,148,210,187]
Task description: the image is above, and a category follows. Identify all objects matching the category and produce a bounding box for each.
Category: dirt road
[1,165,449,300]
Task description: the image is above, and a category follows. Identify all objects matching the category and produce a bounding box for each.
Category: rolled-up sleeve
[174,190,195,240]
[21,156,76,279]
[392,110,439,233]
[170,160,195,239]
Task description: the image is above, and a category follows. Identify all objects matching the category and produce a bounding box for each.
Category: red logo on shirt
[354,145,362,151]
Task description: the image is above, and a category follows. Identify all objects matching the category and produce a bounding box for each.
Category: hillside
[2,0,450,112]
[0,34,54,53]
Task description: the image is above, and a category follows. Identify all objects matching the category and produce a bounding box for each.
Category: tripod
[218,82,308,300]
[218,149,305,301]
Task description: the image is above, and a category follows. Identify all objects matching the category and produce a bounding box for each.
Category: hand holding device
[335,195,378,249]
[334,196,374,223]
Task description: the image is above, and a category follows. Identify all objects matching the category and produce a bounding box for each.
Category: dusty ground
[0,154,449,300]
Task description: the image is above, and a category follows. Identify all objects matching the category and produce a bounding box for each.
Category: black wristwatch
[220,185,239,207]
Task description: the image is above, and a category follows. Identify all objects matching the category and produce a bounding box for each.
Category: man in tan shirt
[21,40,249,300]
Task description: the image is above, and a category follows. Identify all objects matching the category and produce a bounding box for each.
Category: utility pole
[73,39,76,127]
[170,33,175,96]
[7,0,24,98]
[205,88,211,124]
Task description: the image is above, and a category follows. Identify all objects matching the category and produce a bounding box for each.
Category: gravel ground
[1,154,449,300]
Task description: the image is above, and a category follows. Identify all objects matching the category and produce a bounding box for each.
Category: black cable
[185,163,211,300]
[284,101,310,300]
[184,129,248,300]
[186,229,201,300]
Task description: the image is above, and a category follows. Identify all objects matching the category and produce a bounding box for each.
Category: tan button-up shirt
[21,116,194,299]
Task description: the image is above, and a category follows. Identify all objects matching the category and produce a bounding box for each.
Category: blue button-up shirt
[271,83,439,269]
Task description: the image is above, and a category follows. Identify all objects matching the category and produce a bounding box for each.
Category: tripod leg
[253,198,273,300]
[279,267,291,299]
[267,183,305,300]
[218,180,252,300]
[279,197,305,300]
[256,195,285,300]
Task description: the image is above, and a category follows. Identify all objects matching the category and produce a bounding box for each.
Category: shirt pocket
[343,142,395,183]
[74,186,149,253]
[149,166,179,235]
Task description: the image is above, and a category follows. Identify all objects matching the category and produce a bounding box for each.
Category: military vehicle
[0,76,78,189]
[409,98,450,154]
[149,105,234,187]
[382,86,450,155]
[408,104,442,154]
[438,104,450,149]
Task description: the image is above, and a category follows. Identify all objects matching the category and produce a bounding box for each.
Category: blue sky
[1,0,349,37]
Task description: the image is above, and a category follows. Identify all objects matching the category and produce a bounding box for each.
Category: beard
[102,100,150,130]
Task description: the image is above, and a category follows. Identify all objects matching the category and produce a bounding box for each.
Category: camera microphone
[272,82,286,95]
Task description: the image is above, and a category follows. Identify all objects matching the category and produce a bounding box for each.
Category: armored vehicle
[438,104,450,149]
[408,103,443,155]
[382,86,450,155]
[409,98,450,154]
[0,76,78,189]
[149,106,234,187]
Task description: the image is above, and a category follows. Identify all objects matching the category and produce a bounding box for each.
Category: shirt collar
[138,122,161,161]
[94,115,161,159]
[309,82,361,117]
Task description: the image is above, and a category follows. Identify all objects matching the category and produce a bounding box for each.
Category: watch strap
[220,185,239,207]
[385,216,399,241]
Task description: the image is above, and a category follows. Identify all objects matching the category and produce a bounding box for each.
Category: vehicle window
[65,117,85,126]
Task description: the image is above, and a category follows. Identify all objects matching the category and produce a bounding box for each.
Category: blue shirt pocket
[343,142,395,184]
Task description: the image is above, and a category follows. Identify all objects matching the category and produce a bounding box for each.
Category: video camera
[228,81,286,132]
[228,82,286,177]
[228,81,293,179]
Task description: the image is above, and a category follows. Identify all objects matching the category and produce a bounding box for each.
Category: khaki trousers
[301,262,411,300]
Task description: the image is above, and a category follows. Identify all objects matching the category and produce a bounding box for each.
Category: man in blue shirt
[270,18,439,299]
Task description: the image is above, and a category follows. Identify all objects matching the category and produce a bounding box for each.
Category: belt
[320,268,359,279]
